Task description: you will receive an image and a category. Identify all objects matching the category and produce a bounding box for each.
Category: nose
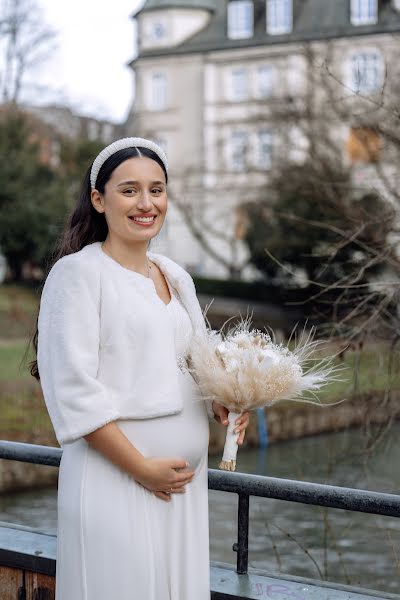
[136,189,153,210]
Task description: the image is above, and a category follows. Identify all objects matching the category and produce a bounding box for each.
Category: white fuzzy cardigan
[37,241,214,446]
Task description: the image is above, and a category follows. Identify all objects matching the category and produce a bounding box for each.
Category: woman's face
[92,156,167,244]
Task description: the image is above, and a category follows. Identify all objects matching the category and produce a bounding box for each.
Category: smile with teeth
[129,216,156,223]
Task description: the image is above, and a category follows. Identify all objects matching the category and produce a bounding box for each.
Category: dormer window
[228,1,254,39]
[350,0,378,25]
[266,0,293,35]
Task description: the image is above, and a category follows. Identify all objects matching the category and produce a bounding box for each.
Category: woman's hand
[136,456,195,502]
[212,401,250,446]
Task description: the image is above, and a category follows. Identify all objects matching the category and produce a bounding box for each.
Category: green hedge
[192,276,310,305]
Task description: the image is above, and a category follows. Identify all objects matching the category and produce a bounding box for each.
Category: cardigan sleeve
[37,256,120,446]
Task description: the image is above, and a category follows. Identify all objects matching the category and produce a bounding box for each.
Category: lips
[128,215,157,227]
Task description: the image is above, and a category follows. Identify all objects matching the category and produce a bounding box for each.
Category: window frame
[149,71,168,111]
[227,0,254,40]
[266,0,293,35]
[229,130,248,171]
[231,67,249,101]
[257,129,274,169]
[151,21,167,41]
[349,51,384,93]
[256,64,277,98]
[350,0,378,26]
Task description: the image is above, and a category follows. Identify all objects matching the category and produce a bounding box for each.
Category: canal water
[1,422,399,595]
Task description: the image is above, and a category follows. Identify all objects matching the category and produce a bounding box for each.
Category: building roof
[133,0,400,59]
[134,0,217,15]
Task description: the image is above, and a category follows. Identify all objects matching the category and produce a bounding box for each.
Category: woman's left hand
[212,401,251,446]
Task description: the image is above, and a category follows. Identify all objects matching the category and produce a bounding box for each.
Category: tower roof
[136,0,217,14]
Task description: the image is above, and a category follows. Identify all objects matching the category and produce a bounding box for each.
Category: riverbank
[208,388,400,454]
[1,389,399,493]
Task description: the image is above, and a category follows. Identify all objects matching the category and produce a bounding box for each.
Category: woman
[31,137,250,600]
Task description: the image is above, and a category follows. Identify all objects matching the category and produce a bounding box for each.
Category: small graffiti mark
[251,582,307,599]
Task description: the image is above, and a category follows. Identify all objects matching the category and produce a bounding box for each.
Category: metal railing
[1,440,400,576]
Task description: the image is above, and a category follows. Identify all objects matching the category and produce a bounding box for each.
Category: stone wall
[208,390,400,455]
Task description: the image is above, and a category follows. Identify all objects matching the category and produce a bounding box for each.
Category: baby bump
[117,373,209,471]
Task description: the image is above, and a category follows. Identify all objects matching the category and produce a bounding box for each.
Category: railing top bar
[208,469,400,518]
[1,440,399,518]
[0,440,61,467]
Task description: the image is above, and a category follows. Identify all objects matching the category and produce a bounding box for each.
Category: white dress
[55,280,211,600]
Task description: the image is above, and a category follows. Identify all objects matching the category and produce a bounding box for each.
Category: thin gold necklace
[101,242,152,278]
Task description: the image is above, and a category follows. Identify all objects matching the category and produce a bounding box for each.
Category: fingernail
[224,420,228,425]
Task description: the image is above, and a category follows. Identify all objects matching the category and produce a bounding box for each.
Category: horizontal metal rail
[1,440,400,575]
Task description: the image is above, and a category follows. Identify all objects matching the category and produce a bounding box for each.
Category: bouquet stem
[219,410,242,471]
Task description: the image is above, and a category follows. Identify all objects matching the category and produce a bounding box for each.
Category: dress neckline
[94,241,173,307]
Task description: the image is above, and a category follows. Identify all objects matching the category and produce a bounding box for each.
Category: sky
[32,0,145,123]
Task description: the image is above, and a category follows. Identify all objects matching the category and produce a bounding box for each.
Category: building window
[350,0,378,25]
[350,52,383,93]
[150,72,167,110]
[346,127,381,163]
[257,130,273,169]
[257,65,276,97]
[227,1,254,39]
[229,131,248,170]
[266,0,293,35]
[231,68,248,101]
[152,21,167,40]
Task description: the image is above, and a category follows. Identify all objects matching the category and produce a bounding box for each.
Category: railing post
[232,492,249,574]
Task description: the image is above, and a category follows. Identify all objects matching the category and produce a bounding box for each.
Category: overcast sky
[34,0,145,123]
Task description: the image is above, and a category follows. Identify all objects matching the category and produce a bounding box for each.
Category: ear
[91,189,104,214]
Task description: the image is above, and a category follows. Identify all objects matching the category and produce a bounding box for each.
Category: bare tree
[240,40,400,343]
[0,0,57,104]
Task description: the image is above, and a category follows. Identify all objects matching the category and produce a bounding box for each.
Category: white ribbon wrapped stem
[219,410,242,471]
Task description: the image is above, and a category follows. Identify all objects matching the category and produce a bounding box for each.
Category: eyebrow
[117,180,166,186]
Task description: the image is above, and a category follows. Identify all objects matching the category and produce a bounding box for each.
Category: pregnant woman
[31,137,250,600]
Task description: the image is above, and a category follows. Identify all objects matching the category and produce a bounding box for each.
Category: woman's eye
[124,188,137,194]
[152,188,163,194]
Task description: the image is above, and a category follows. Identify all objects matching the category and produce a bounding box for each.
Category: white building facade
[127,0,400,279]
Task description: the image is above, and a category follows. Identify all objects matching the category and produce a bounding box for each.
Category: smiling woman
[26,137,249,600]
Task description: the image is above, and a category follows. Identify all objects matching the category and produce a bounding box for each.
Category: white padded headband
[90,137,168,189]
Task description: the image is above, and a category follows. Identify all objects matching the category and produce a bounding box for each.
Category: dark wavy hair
[26,146,168,381]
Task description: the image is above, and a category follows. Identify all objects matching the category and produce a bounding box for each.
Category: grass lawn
[1,282,399,440]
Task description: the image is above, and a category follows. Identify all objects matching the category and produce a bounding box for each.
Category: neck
[102,237,151,276]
